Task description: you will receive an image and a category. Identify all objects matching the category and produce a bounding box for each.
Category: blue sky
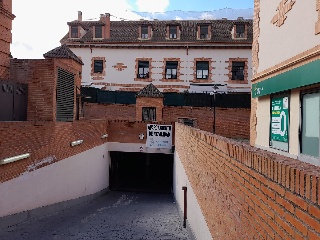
[11,0,254,59]
[129,0,253,12]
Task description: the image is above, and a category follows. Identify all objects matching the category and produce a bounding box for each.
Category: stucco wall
[0,143,109,218]
[71,47,252,92]
[257,0,319,73]
[173,151,212,240]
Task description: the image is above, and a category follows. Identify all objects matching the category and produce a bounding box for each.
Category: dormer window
[169,26,177,39]
[95,25,102,38]
[141,26,149,39]
[200,25,209,39]
[71,26,78,38]
[235,24,246,38]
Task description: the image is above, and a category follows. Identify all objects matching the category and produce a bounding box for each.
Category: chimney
[104,13,111,39]
[78,11,82,21]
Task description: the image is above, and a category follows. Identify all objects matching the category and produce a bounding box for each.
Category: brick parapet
[175,123,320,239]
[0,120,108,183]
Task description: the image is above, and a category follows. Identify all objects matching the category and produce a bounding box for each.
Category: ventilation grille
[56,68,74,122]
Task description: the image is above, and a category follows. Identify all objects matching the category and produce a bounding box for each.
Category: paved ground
[0,191,190,240]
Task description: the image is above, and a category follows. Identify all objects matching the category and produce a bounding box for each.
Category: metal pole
[182,186,187,228]
[213,93,216,134]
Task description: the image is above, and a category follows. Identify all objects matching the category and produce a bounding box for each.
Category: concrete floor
[0,191,190,240]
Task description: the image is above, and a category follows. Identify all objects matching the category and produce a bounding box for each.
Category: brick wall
[175,123,320,239]
[136,97,164,121]
[0,120,108,183]
[10,58,82,121]
[0,0,14,80]
[84,103,250,139]
[107,120,175,144]
[84,103,136,121]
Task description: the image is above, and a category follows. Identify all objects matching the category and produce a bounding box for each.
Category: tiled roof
[136,83,164,98]
[61,19,253,45]
[43,44,83,65]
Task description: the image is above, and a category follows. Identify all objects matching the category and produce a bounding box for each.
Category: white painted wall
[0,143,109,218]
[107,142,172,154]
[255,95,270,148]
[258,1,319,72]
[173,151,212,240]
[72,47,252,92]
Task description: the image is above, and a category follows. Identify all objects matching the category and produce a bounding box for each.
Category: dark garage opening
[109,151,173,193]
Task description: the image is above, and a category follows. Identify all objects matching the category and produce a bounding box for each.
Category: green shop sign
[252,59,320,98]
[271,96,289,143]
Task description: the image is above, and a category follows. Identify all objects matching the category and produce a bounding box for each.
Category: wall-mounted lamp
[70,140,83,147]
[0,153,30,165]
[101,134,108,139]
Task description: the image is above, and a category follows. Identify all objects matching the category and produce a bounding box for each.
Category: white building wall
[0,143,109,218]
[258,0,319,73]
[72,47,252,92]
[173,151,212,240]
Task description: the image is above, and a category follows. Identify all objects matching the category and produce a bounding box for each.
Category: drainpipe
[182,186,187,228]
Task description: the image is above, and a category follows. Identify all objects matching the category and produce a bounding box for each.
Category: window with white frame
[231,62,245,80]
[137,61,149,78]
[235,24,245,38]
[196,61,209,79]
[169,26,177,39]
[71,26,78,38]
[95,25,102,38]
[165,61,178,79]
[200,25,209,39]
[141,26,149,39]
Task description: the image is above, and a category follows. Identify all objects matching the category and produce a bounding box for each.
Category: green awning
[252,59,320,98]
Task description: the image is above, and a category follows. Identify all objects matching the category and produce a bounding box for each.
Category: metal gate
[0,81,28,121]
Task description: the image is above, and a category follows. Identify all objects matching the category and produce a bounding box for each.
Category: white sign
[146,124,172,149]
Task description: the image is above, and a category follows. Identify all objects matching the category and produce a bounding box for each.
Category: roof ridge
[136,83,164,98]
[43,44,83,65]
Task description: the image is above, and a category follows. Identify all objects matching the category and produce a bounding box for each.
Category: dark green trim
[252,60,320,98]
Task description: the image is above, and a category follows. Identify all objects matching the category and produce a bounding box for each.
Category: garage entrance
[109,151,173,193]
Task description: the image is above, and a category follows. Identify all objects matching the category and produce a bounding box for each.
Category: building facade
[251,0,320,166]
[61,12,253,93]
[0,0,15,80]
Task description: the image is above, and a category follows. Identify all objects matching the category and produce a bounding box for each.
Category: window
[71,26,78,38]
[95,26,102,38]
[231,62,245,80]
[137,61,149,78]
[235,24,245,38]
[200,25,209,39]
[301,92,320,159]
[196,61,209,79]
[165,61,178,79]
[142,107,156,121]
[94,60,103,73]
[169,26,177,39]
[141,26,149,39]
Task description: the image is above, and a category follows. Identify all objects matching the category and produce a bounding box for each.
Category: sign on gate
[146,124,172,149]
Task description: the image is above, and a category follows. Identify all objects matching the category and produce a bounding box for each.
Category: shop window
[301,92,320,159]
[165,61,178,79]
[231,62,245,80]
[137,61,149,78]
[142,107,156,121]
[94,60,103,73]
[196,61,209,79]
